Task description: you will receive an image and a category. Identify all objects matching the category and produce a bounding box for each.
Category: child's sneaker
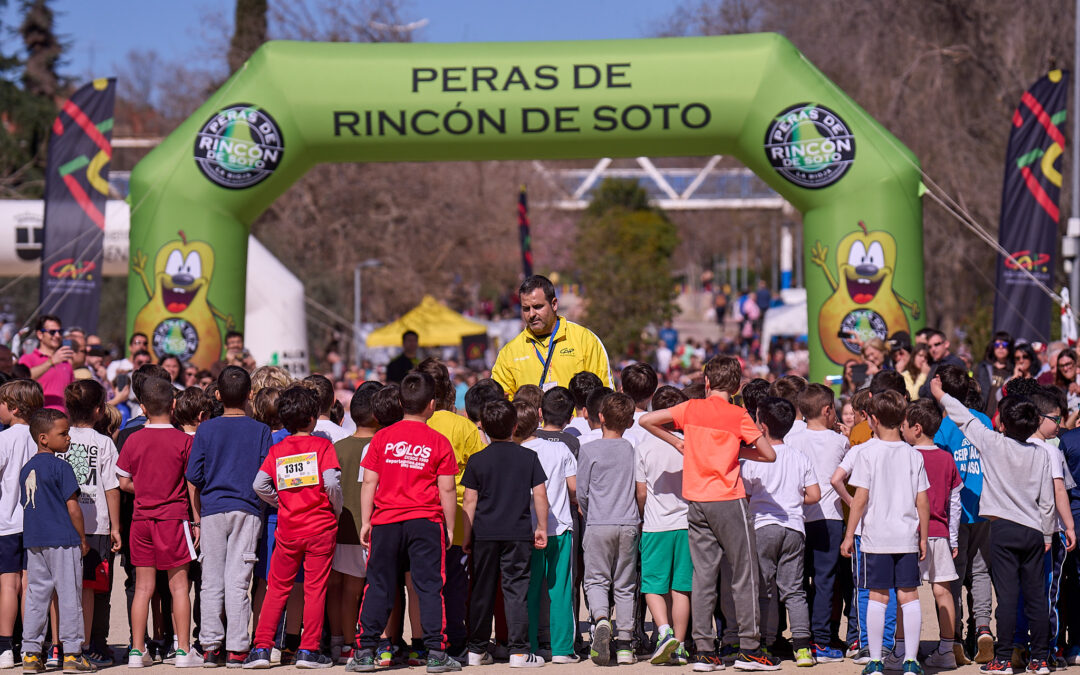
[45,647,60,669]
[650,629,679,665]
[861,661,885,675]
[924,648,956,669]
[720,643,739,666]
[240,649,271,670]
[21,655,44,674]
[224,651,245,669]
[426,651,461,673]
[853,648,871,666]
[975,627,996,664]
[0,650,15,669]
[1024,659,1050,675]
[277,649,296,666]
[375,643,397,668]
[337,646,353,666]
[550,654,580,664]
[884,649,904,671]
[733,648,781,671]
[795,648,815,667]
[61,655,96,673]
[508,654,545,668]
[901,660,923,674]
[408,642,428,667]
[295,650,333,669]
[690,652,723,672]
[811,643,843,664]
[846,642,861,660]
[127,649,152,669]
[672,646,689,666]
[954,643,971,666]
[468,651,493,667]
[614,641,635,666]
[1068,645,1080,666]
[175,649,204,668]
[345,649,375,673]
[979,658,1014,674]
[590,620,612,667]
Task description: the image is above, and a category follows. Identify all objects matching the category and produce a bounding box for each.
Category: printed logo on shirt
[276,452,319,489]
[559,347,575,356]
[953,440,982,476]
[58,442,99,503]
[385,442,433,470]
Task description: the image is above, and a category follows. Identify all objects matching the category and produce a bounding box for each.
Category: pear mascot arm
[810,240,837,292]
[132,249,153,298]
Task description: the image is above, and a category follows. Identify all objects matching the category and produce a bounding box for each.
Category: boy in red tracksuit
[244,386,342,669]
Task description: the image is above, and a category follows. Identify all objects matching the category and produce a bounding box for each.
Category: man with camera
[17,314,74,411]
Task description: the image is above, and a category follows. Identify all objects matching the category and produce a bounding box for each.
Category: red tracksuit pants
[253,529,336,650]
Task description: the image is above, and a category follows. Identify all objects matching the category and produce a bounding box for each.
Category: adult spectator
[658,321,679,352]
[106,332,149,383]
[974,332,1013,415]
[755,279,773,315]
[18,314,74,411]
[159,354,185,390]
[1041,346,1080,410]
[1009,342,1039,382]
[211,331,257,376]
[69,336,92,381]
[917,329,966,398]
[385,330,420,384]
[860,337,891,377]
[491,275,613,394]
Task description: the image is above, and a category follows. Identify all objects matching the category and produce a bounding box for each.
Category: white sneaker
[269,649,281,665]
[550,655,580,664]
[175,648,205,668]
[0,650,13,669]
[468,651,494,666]
[615,649,635,665]
[924,649,957,669]
[128,649,152,668]
[509,654,545,668]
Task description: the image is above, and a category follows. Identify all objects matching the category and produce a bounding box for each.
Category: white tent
[0,200,308,375]
[760,299,808,359]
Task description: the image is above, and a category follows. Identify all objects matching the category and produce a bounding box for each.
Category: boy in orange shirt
[641,356,778,672]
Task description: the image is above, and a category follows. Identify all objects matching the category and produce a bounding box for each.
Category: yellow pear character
[811,221,920,365]
[131,231,235,369]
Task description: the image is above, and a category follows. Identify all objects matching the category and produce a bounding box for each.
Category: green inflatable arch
[128,33,924,382]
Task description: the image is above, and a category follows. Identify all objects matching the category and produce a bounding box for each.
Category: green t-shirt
[334,435,372,545]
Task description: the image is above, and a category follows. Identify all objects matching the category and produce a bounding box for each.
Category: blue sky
[2,0,679,82]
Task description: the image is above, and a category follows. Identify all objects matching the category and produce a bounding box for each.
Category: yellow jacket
[427,409,485,547]
[491,317,613,395]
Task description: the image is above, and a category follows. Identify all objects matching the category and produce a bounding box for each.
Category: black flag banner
[993,70,1068,343]
[38,78,116,334]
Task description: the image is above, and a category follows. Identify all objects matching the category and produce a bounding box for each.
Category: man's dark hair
[739,378,771,421]
[518,275,556,304]
[131,349,151,361]
[132,363,170,402]
[514,384,543,411]
[513,400,539,441]
[350,381,383,428]
[868,390,907,429]
[465,378,504,423]
[621,362,658,407]
[568,371,603,409]
[35,315,61,332]
[64,379,105,426]
[798,383,835,421]
[302,374,335,415]
[225,331,244,343]
[915,327,936,341]
[29,408,67,442]
[372,384,404,427]
[869,370,908,399]
[904,399,942,438]
[278,385,320,434]
[652,385,688,411]
[129,332,148,347]
[757,396,796,440]
[540,386,575,428]
[998,395,1040,442]
[400,371,435,415]
[585,386,614,425]
[417,357,454,411]
[937,365,969,400]
[174,387,213,428]
[769,375,807,406]
[481,399,517,441]
[600,393,635,432]
[140,377,177,417]
[218,366,251,408]
[402,330,418,342]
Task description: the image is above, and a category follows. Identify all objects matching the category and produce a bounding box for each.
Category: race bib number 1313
[276,452,318,490]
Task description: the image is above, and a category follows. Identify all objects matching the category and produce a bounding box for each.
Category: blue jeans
[803,519,843,645]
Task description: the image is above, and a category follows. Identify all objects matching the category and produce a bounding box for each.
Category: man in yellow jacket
[492,275,613,395]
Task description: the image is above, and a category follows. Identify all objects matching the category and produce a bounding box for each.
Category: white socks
[867,600,886,662]
[901,600,921,662]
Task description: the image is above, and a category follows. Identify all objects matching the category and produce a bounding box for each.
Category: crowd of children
[0,350,1077,675]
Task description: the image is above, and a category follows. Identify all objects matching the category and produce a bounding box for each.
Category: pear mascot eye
[846,241,867,267]
[866,242,885,269]
[165,250,184,276]
[183,252,203,279]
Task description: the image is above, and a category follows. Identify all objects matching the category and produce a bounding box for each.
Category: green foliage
[575,178,679,356]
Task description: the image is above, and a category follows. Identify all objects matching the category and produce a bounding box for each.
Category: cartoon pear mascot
[811,221,920,365]
[132,231,235,368]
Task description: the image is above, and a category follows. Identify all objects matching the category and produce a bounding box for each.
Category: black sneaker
[202,648,224,668]
[225,651,247,669]
[296,650,333,669]
[241,649,270,670]
[734,647,782,671]
[979,658,1015,673]
[691,652,723,672]
[426,650,462,673]
[345,649,375,673]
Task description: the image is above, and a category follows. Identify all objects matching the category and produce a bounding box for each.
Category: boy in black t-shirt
[461,400,550,667]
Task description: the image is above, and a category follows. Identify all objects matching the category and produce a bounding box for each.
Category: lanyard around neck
[533,318,560,387]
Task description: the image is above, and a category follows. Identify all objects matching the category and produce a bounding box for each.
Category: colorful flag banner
[518,184,533,279]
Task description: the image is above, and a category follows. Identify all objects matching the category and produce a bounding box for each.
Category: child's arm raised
[359,468,380,550]
[532,483,549,550]
[66,492,88,556]
[739,435,776,463]
[840,486,868,558]
[438,474,456,550]
[461,487,478,554]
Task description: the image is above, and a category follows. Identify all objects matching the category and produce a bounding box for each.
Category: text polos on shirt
[384,441,434,470]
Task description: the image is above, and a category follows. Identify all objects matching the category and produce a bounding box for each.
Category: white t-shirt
[566,417,591,437]
[60,426,120,535]
[634,432,688,532]
[1030,436,1075,532]
[105,358,133,384]
[314,419,350,443]
[577,427,601,446]
[785,427,849,522]
[623,410,648,448]
[740,443,818,534]
[848,438,930,554]
[523,437,577,536]
[0,424,35,535]
[785,419,807,441]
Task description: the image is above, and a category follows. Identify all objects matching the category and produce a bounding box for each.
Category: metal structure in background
[353,258,382,367]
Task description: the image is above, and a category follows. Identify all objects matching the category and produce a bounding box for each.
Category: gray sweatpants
[688,500,760,652]
[582,525,639,641]
[199,511,262,651]
[23,546,83,653]
[756,524,810,647]
[954,520,993,638]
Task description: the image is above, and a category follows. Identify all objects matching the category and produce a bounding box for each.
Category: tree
[18,0,61,99]
[228,0,267,74]
[575,179,680,356]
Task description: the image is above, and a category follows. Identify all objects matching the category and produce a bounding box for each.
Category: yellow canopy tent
[366,295,488,348]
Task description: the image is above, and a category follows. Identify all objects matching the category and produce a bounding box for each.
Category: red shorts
[130,519,196,570]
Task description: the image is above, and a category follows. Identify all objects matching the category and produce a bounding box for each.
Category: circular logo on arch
[194,104,284,189]
[764,103,855,189]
